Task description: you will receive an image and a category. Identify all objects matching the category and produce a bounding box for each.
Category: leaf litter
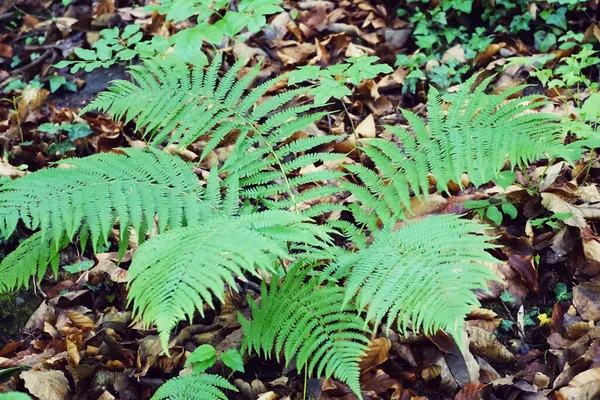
[0,0,600,398]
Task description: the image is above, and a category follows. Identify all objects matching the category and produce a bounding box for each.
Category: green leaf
[523,312,536,327]
[127,31,144,45]
[220,349,244,372]
[185,344,217,373]
[464,199,490,209]
[171,28,206,62]
[534,31,557,53]
[554,282,572,301]
[100,27,119,40]
[582,93,600,122]
[122,24,141,39]
[62,260,95,273]
[117,49,137,61]
[501,203,518,220]
[545,7,567,30]
[288,65,321,86]
[95,44,112,61]
[38,123,62,134]
[498,319,514,331]
[0,392,32,400]
[2,79,27,93]
[48,75,66,93]
[65,123,92,141]
[486,205,503,225]
[500,290,516,303]
[74,48,97,61]
[493,170,515,190]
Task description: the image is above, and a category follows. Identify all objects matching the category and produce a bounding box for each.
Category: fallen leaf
[21,370,70,400]
[65,310,97,329]
[508,255,538,291]
[541,193,586,228]
[574,283,600,322]
[66,339,80,366]
[0,159,25,178]
[442,44,467,63]
[466,325,514,362]
[558,368,600,399]
[455,383,484,400]
[355,114,376,138]
[384,28,411,48]
[475,43,506,65]
[358,337,391,373]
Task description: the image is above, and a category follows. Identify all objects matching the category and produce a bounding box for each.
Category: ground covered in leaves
[1,0,600,399]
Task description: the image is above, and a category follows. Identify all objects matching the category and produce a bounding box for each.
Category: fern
[324,214,500,342]
[344,75,577,226]
[82,56,315,153]
[240,265,369,395]
[0,232,65,292]
[0,148,213,292]
[152,374,236,400]
[128,211,331,349]
[83,56,346,216]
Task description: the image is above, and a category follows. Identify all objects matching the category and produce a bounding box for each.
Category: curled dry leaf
[508,255,538,292]
[466,325,514,362]
[421,364,442,382]
[358,337,391,374]
[541,193,586,228]
[66,339,80,366]
[65,310,97,330]
[475,43,506,65]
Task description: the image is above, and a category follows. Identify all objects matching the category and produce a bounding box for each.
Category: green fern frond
[240,265,369,395]
[128,212,331,349]
[152,374,236,400]
[82,56,314,152]
[329,214,500,343]
[346,75,574,225]
[0,148,209,292]
[0,232,64,292]
[84,56,345,215]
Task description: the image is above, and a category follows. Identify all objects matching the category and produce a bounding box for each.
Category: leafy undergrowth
[1,0,600,399]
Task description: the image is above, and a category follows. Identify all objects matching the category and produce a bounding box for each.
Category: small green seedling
[530,212,572,231]
[464,196,518,226]
[186,344,244,374]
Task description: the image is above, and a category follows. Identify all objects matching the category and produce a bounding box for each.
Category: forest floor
[1,0,600,399]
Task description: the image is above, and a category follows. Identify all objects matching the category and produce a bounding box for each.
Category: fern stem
[303,365,307,400]
[341,101,358,145]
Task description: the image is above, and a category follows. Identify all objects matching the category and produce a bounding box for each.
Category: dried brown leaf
[466,325,514,362]
[21,370,70,400]
[573,283,600,322]
[359,337,391,373]
[65,310,96,330]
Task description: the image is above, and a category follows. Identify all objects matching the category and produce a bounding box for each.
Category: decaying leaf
[21,370,71,400]
[358,337,391,373]
[466,326,514,362]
